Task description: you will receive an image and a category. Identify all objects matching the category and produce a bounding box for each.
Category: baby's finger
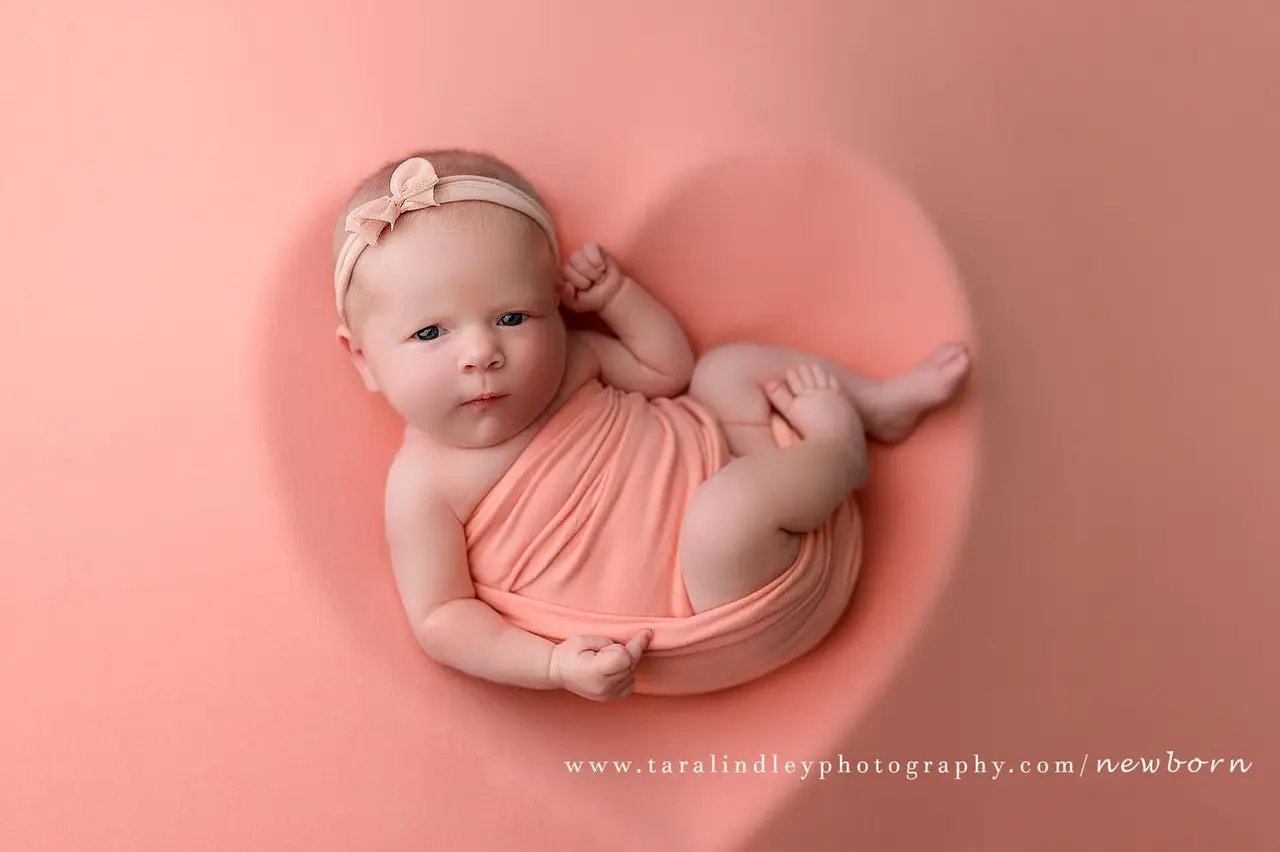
[602,667,631,691]
[601,678,634,702]
[567,635,616,654]
[598,664,634,695]
[569,252,599,278]
[763,378,794,413]
[563,265,593,290]
[583,241,606,269]
[596,645,632,676]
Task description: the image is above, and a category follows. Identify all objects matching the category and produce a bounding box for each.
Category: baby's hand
[561,241,628,314]
[549,629,653,702]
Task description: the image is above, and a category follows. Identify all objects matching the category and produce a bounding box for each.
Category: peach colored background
[3,2,1277,850]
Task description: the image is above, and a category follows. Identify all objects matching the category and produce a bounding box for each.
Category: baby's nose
[461,342,504,371]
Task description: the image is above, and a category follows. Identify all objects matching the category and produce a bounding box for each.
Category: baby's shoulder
[389,431,527,526]
[385,437,468,525]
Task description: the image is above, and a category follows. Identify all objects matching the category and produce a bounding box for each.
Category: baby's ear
[335,324,379,393]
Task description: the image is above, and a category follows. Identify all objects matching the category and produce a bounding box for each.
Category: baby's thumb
[624,629,653,664]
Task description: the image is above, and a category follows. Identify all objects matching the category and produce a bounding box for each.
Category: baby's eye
[498,312,528,327]
[413,325,442,342]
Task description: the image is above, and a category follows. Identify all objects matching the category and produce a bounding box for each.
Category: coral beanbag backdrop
[3,2,1276,850]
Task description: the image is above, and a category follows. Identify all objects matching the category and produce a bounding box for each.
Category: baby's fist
[560,241,628,314]
[550,629,653,702]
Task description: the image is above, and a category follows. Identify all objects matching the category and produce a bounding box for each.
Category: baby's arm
[384,454,652,699]
[384,457,559,689]
[562,242,695,398]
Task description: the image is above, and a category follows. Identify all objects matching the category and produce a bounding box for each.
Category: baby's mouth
[462,393,508,407]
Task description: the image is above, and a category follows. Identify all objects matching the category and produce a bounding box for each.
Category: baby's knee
[690,342,762,381]
[689,345,773,421]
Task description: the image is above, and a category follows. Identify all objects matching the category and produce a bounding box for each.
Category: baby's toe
[934,343,971,383]
[763,378,794,411]
[786,363,829,394]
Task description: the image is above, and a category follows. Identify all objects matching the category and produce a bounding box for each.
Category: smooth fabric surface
[463,378,863,695]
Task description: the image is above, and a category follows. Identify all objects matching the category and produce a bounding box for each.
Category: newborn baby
[332,148,971,701]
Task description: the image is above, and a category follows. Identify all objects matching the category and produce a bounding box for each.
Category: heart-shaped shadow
[260,141,977,851]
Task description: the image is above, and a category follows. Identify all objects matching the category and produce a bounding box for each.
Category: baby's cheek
[380,362,434,413]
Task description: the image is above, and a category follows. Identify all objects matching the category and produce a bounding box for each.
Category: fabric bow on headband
[344,157,442,247]
[332,156,561,325]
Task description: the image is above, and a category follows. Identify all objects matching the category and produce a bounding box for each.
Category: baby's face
[344,207,567,449]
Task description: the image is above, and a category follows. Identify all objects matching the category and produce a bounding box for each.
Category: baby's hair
[333,148,558,334]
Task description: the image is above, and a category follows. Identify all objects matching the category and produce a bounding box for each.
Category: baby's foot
[864,342,972,444]
[763,363,862,444]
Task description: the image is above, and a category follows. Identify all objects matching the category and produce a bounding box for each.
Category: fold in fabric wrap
[463,378,863,695]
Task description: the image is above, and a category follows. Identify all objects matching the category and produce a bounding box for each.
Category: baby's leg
[686,340,971,457]
[678,365,864,614]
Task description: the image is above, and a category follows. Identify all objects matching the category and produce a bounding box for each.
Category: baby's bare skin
[339,202,970,701]
[676,340,971,612]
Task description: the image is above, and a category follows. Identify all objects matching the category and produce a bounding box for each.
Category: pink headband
[333,156,560,324]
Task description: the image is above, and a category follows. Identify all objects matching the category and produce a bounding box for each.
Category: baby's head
[332,148,567,449]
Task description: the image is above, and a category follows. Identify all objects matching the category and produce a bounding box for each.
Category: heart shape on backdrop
[273,142,978,851]
[538,144,977,849]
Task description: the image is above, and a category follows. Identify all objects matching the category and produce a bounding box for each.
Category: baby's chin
[409,406,535,450]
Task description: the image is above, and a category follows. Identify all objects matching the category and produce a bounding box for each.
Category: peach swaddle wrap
[463,377,863,696]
